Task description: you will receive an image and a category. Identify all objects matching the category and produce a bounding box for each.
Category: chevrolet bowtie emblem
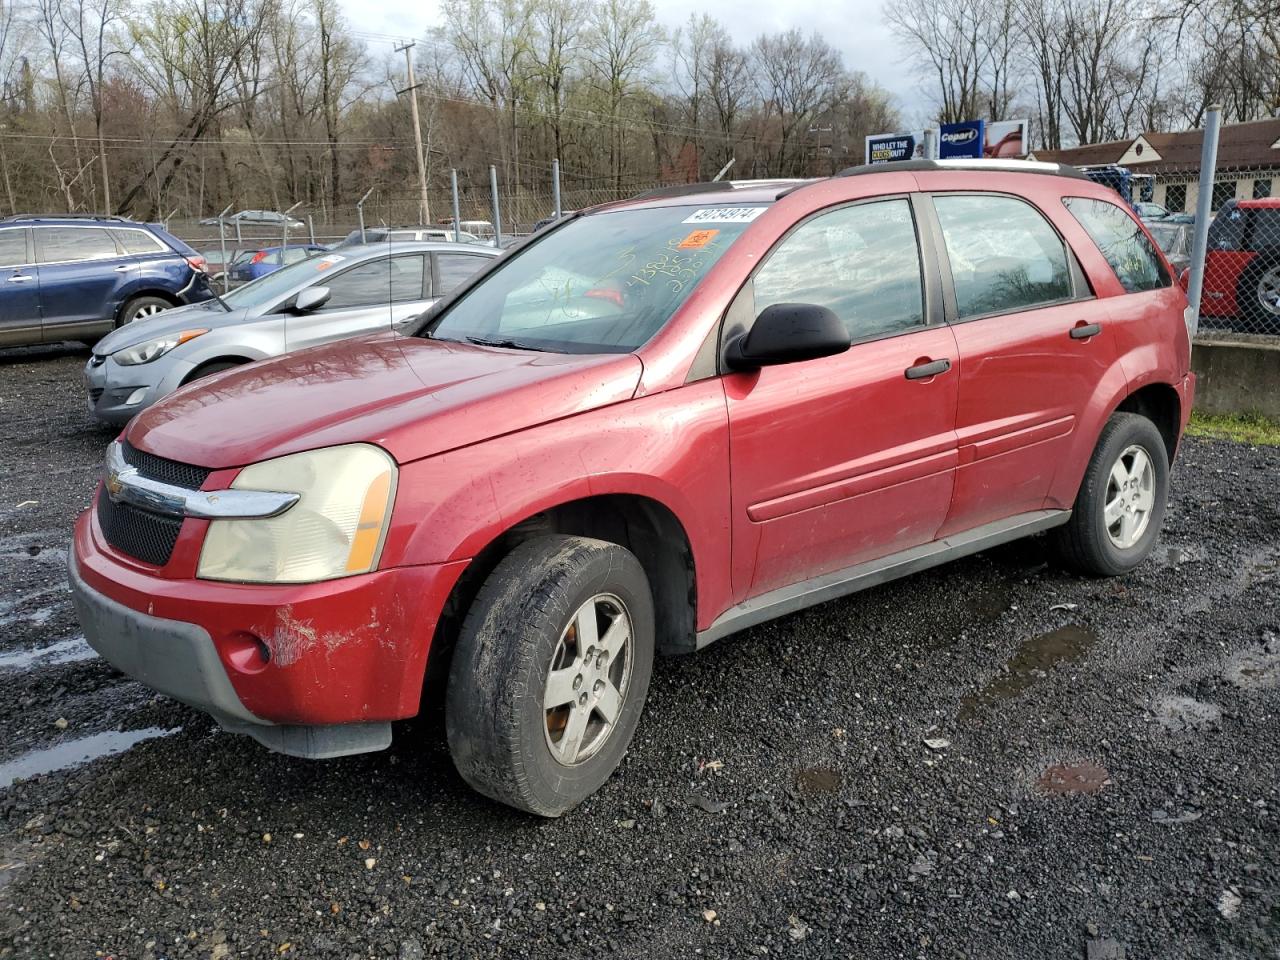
[105,468,124,500]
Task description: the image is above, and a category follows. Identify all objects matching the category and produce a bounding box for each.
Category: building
[1030,117,1280,214]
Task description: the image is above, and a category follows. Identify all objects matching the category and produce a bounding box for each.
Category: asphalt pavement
[1,342,1277,959]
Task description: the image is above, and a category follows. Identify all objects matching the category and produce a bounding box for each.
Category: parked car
[199,246,249,284]
[84,242,499,425]
[1133,201,1171,220]
[227,244,327,283]
[532,211,576,232]
[1146,221,1192,274]
[0,214,214,348]
[332,226,482,248]
[1191,197,1280,332]
[199,209,305,229]
[70,161,1193,817]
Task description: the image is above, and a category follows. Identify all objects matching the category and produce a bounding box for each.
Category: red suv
[70,161,1194,816]
[1193,197,1280,332]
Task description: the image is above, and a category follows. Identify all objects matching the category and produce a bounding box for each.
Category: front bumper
[83,353,199,426]
[70,505,468,755]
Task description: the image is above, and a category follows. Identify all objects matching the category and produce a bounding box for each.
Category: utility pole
[395,40,431,226]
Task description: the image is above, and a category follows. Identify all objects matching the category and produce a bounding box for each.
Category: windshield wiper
[462,335,542,351]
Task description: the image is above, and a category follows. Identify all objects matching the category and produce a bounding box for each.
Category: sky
[338,0,932,128]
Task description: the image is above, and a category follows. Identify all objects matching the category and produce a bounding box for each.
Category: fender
[383,380,735,631]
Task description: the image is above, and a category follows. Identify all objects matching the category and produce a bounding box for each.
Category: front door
[285,253,430,351]
[925,192,1117,536]
[724,196,960,600]
[0,227,39,347]
[34,226,136,341]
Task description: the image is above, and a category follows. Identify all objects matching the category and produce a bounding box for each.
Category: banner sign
[983,119,1028,158]
[864,133,918,165]
[939,120,985,159]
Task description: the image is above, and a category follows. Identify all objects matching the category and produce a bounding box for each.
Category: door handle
[7,274,31,283]
[1070,322,1102,339]
[904,358,951,380]
[115,265,131,272]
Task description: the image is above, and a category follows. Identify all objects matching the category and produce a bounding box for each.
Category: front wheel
[446,535,655,817]
[1054,412,1170,576]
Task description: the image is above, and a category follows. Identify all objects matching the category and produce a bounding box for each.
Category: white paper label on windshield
[315,255,345,270]
[682,207,766,225]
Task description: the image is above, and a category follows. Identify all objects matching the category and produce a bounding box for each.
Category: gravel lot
[1,343,1278,960]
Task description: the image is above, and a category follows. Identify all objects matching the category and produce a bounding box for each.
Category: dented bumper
[71,508,468,741]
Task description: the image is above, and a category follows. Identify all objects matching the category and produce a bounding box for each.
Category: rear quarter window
[1063,197,1170,292]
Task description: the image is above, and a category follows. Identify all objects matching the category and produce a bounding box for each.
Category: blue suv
[0,215,215,349]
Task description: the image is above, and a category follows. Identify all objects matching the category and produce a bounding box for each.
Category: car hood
[125,334,645,467]
[94,302,250,354]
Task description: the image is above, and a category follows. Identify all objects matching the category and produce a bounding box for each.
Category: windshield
[427,203,765,353]
[222,251,350,309]
[1147,224,1181,253]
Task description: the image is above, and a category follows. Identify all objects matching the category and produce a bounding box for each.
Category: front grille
[98,442,212,566]
[97,493,183,566]
[121,441,211,491]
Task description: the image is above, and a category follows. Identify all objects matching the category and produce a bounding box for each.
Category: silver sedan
[84,241,499,426]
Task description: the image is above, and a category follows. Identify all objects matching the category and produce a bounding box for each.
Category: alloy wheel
[543,593,633,766]
[130,303,166,322]
[1257,266,1280,317]
[1104,444,1156,549]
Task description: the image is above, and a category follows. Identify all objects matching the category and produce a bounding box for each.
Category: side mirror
[293,286,330,313]
[726,302,850,371]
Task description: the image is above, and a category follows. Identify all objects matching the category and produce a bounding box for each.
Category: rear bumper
[70,507,468,752]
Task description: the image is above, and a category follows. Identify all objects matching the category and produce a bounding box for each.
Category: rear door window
[1063,197,1171,292]
[931,194,1074,318]
[435,254,490,295]
[323,255,426,309]
[282,247,315,265]
[35,227,121,264]
[0,229,28,267]
[751,198,926,341]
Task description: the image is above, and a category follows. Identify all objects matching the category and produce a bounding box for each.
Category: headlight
[114,329,208,365]
[197,444,397,583]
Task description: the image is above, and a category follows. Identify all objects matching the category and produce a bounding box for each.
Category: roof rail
[0,213,136,223]
[630,178,807,202]
[834,158,1089,181]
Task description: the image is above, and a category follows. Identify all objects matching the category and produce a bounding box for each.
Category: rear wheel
[1054,412,1169,576]
[445,535,655,817]
[1236,254,1280,334]
[118,295,172,326]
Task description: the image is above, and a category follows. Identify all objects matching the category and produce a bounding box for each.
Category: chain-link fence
[1124,162,1280,340]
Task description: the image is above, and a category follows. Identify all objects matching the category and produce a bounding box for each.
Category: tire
[1235,253,1280,334]
[118,295,172,326]
[183,359,242,384]
[1054,412,1169,577]
[446,535,655,817]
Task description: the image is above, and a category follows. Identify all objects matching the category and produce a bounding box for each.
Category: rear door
[34,226,137,341]
[926,192,1114,536]
[284,253,429,351]
[0,227,39,346]
[723,195,960,600]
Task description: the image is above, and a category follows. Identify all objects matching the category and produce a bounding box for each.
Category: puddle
[0,636,96,671]
[0,727,180,789]
[1159,544,1200,567]
[1152,694,1222,731]
[795,767,841,795]
[960,625,1098,718]
[0,605,59,629]
[1034,760,1111,796]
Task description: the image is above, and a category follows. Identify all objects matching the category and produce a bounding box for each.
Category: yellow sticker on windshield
[678,229,719,250]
